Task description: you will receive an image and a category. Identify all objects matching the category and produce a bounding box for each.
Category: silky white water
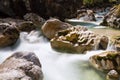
[0,30,107,80]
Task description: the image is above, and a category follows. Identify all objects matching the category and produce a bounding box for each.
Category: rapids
[0,10,120,79]
[0,29,115,80]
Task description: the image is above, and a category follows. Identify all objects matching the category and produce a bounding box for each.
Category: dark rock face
[51,26,108,53]
[41,18,72,39]
[101,4,120,29]
[0,23,19,47]
[0,52,43,80]
[0,0,82,20]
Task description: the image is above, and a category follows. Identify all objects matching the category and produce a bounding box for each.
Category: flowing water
[0,17,120,80]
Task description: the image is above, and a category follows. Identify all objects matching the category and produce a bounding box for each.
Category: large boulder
[51,26,108,53]
[41,18,72,39]
[0,23,19,47]
[90,51,120,72]
[101,4,120,29]
[0,52,43,80]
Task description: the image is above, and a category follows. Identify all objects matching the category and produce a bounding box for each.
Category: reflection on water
[0,31,106,80]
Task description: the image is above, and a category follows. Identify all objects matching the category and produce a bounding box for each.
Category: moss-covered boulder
[101,4,120,29]
[41,18,72,39]
[90,51,120,72]
[0,23,19,47]
[51,26,108,53]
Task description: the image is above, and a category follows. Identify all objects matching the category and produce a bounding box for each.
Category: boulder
[0,23,19,47]
[101,4,120,29]
[110,36,120,51]
[106,70,119,80]
[51,26,108,53]
[77,10,96,21]
[24,13,45,28]
[90,51,120,72]
[0,18,37,32]
[41,18,72,39]
[0,52,43,80]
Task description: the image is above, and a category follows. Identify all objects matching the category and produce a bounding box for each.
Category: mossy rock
[90,51,120,72]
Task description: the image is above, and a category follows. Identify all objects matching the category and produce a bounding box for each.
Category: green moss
[57,29,71,36]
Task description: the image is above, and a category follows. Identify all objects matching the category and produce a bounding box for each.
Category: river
[0,18,120,80]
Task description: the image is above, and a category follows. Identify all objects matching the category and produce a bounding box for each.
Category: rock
[0,0,82,20]
[83,10,96,21]
[0,23,19,47]
[17,21,36,32]
[101,4,120,29]
[51,26,108,53]
[0,52,43,80]
[24,13,45,28]
[41,18,72,39]
[110,36,120,51]
[0,18,37,32]
[90,51,120,72]
[106,70,119,80]
[77,10,96,21]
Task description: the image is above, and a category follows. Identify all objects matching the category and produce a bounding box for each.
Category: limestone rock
[51,26,108,53]
[24,13,45,28]
[0,23,19,47]
[0,18,37,32]
[110,36,120,51]
[101,4,120,29]
[0,52,43,80]
[106,70,119,80]
[90,51,120,72]
[41,18,72,39]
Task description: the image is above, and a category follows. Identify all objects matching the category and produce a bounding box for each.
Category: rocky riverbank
[0,1,120,80]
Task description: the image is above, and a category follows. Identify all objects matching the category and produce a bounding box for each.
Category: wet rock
[41,18,72,39]
[51,26,108,53]
[24,13,45,28]
[101,4,120,29]
[77,10,96,21]
[0,23,19,47]
[17,21,36,32]
[90,51,120,72]
[0,52,43,80]
[110,36,120,51]
[106,70,119,80]
[0,18,37,32]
